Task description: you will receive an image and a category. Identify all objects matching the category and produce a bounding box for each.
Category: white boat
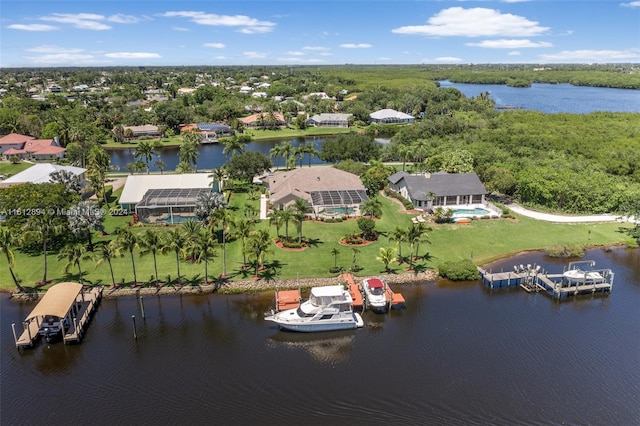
[361,277,390,313]
[38,316,69,342]
[265,285,364,332]
[563,268,606,284]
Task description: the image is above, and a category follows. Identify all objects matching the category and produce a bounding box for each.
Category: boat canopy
[25,282,83,320]
[367,279,384,289]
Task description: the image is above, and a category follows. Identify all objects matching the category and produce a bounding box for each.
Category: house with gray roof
[388,171,488,211]
[370,109,414,124]
[306,113,352,128]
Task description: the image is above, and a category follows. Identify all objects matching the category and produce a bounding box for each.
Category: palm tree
[351,247,360,271]
[406,223,430,268]
[292,198,311,243]
[190,227,218,284]
[269,144,284,170]
[94,240,122,288]
[208,167,226,192]
[140,229,164,287]
[162,228,187,285]
[360,196,383,218]
[246,229,271,277]
[194,192,227,225]
[0,227,24,291]
[58,242,91,284]
[412,222,431,261]
[279,208,295,241]
[376,247,397,272]
[21,215,63,286]
[222,136,247,158]
[267,210,282,238]
[153,158,166,174]
[116,228,140,285]
[134,141,155,174]
[330,247,340,271]
[181,219,203,261]
[388,226,408,263]
[211,208,234,278]
[67,200,105,251]
[235,218,255,268]
[178,141,199,171]
[300,142,318,167]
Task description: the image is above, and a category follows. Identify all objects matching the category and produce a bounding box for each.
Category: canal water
[2,247,639,424]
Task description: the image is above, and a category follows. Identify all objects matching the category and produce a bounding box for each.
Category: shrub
[438,259,479,281]
[384,186,414,210]
[545,245,585,258]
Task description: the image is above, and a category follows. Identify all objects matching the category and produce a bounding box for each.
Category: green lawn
[0,190,633,291]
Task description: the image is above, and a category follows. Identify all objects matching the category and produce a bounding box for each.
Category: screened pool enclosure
[135,188,211,224]
[309,189,368,218]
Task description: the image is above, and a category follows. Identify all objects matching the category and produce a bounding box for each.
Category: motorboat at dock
[361,277,390,313]
[265,285,364,332]
[563,268,606,284]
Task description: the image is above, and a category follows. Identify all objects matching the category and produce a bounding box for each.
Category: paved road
[507,203,637,224]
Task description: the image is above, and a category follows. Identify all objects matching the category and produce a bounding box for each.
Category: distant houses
[306,113,352,128]
[0,133,66,160]
[180,123,235,142]
[239,112,287,129]
[121,125,162,140]
[370,109,414,124]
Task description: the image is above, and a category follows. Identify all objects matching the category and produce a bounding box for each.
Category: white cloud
[538,49,640,62]
[376,57,392,61]
[243,51,268,58]
[277,57,326,63]
[467,39,553,48]
[105,52,161,59]
[25,53,98,64]
[435,56,464,62]
[204,43,225,49]
[286,51,305,56]
[7,24,58,31]
[163,11,275,34]
[392,7,550,37]
[508,51,522,56]
[107,14,139,24]
[620,1,640,7]
[340,43,372,48]
[173,27,190,32]
[27,45,83,54]
[40,13,112,30]
[214,56,226,60]
[303,46,330,51]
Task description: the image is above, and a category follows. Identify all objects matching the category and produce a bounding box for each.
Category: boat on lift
[265,285,364,332]
[361,277,390,313]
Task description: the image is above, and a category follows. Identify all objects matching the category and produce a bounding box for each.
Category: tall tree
[162,228,187,285]
[57,242,91,284]
[140,229,164,287]
[221,135,248,158]
[94,240,123,288]
[376,247,397,273]
[211,208,234,278]
[246,229,271,277]
[292,198,311,243]
[194,191,227,225]
[134,141,155,174]
[0,227,24,291]
[116,228,140,286]
[190,227,218,284]
[21,215,64,286]
[67,200,105,251]
[388,226,408,263]
[235,217,255,268]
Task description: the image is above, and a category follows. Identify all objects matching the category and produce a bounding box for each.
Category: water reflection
[268,330,355,364]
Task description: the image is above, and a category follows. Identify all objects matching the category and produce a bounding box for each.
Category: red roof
[367,278,384,289]
[33,146,65,155]
[3,148,26,155]
[0,133,34,145]
[24,139,56,153]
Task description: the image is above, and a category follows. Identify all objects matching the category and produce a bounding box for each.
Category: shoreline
[7,270,439,301]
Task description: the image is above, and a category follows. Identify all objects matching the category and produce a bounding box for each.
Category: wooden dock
[478,265,613,300]
[12,284,102,349]
[343,273,364,309]
[275,289,302,311]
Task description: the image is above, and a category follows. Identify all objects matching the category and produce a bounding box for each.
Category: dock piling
[132,315,137,340]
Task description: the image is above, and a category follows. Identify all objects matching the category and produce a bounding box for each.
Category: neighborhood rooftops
[0,163,85,186]
[119,173,212,206]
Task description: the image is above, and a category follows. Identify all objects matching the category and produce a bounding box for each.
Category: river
[109,83,639,172]
[2,247,639,424]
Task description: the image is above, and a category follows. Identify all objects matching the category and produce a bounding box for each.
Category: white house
[370,109,414,124]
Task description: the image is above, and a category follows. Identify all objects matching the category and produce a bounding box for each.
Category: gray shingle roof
[391,172,487,201]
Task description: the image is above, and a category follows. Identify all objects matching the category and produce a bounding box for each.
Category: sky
[1,0,639,68]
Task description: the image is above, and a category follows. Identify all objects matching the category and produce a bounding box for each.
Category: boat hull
[563,270,605,284]
[266,313,363,333]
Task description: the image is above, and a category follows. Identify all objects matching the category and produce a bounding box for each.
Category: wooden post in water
[139,296,146,319]
[11,323,18,348]
[132,315,137,340]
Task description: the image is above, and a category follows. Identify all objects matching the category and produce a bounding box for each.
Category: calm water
[439,80,640,113]
[110,84,639,171]
[110,136,328,173]
[2,247,639,425]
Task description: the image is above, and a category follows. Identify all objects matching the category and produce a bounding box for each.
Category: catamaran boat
[563,268,606,284]
[38,316,69,343]
[361,277,390,313]
[265,285,364,332]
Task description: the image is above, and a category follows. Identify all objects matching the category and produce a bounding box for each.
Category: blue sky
[1,1,639,67]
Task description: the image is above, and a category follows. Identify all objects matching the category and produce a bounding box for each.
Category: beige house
[262,166,368,217]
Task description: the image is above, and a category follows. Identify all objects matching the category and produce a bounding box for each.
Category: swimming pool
[159,214,196,223]
[451,207,493,217]
[321,207,355,216]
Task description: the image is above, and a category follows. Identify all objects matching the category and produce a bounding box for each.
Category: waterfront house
[120,125,162,140]
[306,113,352,128]
[369,109,414,124]
[0,163,85,188]
[179,123,235,141]
[0,133,66,160]
[118,173,215,223]
[239,112,287,129]
[388,171,487,211]
[262,166,368,217]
